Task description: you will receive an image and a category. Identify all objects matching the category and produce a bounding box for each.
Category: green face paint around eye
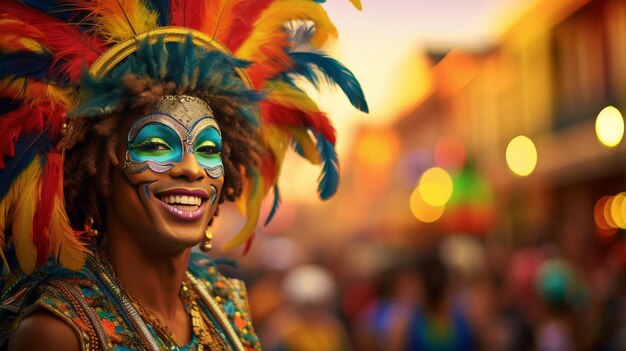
[193,127,223,170]
[129,123,183,164]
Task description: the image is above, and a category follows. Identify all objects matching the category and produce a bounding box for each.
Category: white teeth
[160,195,202,206]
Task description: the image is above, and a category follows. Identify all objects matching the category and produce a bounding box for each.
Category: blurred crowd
[233,232,626,351]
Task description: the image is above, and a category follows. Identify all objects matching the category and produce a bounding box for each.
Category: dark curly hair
[63,74,260,232]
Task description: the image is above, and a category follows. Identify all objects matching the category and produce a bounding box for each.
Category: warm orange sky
[279,0,539,203]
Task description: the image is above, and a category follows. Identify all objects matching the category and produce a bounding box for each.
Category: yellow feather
[288,127,321,165]
[0,78,73,108]
[265,80,320,113]
[235,178,250,215]
[48,193,88,271]
[349,0,363,11]
[0,185,13,272]
[223,176,265,250]
[75,0,159,43]
[236,0,337,59]
[18,38,46,53]
[263,125,290,176]
[10,158,41,274]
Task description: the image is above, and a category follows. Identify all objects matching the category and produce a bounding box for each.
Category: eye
[195,141,220,155]
[132,137,172,152]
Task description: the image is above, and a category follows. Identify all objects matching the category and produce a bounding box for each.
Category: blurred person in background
[352,243,475,351]
[534,258,583,351]
[352,260,421,351]
[402,251,475,351]
[260,264,353,351]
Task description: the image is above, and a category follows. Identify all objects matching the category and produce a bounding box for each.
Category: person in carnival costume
[0,0,368,350]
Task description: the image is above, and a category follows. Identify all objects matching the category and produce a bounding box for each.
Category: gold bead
[200,228,213,251]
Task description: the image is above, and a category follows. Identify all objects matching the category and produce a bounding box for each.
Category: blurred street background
[211,0,626,350]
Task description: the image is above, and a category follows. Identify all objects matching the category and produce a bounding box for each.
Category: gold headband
[89,26,253,90]
[60,27,253,150]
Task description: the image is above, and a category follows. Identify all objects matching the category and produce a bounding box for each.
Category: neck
[99,229,192,344]
[102,238,189,311]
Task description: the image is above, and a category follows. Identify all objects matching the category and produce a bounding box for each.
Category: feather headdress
[0,0,367,273]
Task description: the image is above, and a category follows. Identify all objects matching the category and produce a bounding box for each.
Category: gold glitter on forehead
[153,95,214,126]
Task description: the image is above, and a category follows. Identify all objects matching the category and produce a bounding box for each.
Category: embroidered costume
[0,1,367,350]
[1,253,260,351]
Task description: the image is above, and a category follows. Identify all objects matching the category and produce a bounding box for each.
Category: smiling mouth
[155,189,210,220]
[160,194,203,210]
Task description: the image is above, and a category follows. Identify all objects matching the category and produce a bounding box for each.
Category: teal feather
[289,51,368,113]
[264,185,281,225]
[316,133,339,200]
[72,35,262,122]
[144,0,171,26]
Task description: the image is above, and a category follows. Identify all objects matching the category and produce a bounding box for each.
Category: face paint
[125,96,224,178]
[109,95,225,251]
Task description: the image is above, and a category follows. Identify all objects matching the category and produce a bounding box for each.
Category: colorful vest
[0,252,261,351]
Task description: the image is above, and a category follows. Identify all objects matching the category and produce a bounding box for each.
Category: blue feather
[0,133,51,201]
[144,0,171,26]
[292,138,306,158]
[20,0,89,26]
[0,52,53,81]
[73,35,262,124]
[183,34,196,90]
[264,185,281,225]
[316,133,339,200]
[289,51,369,113]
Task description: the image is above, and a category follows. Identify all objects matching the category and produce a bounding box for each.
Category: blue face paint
[194,127,222,169]
[129,123,183,164]
[125,114,224,178]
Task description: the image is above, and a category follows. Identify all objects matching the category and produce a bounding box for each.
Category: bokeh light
[594,194,624,242]
[603,195,618,228]
[595,106,624,147]
[610,193,626,228]
[594,195,614,230]
[410,186,445,223]
[418,167,454,207]
[506,135,537,177]
[434,137,467,170]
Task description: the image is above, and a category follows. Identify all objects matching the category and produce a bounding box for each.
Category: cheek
[110,169,155,218]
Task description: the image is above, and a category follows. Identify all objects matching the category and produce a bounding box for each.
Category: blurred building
[331,0,626,258]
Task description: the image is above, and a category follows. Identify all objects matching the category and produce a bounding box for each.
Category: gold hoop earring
[200,228,213,252]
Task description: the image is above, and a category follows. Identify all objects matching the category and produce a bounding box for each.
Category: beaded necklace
[91,250,230,351]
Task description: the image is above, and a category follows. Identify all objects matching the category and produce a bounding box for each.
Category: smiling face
[107,95,224,252]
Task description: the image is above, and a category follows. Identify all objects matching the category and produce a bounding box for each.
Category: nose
[169,152,205,181]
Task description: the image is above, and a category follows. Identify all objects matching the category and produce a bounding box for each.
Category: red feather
[170,0,205,30]
[245,32,293,88]
[243,233,255,254]
[262,102,336,144]
[200,0,257,47]
[0,1,107,83]
[259,154,277,185]
[225,0,273,52]
[0,16,45,52]
[32,152,64,265]
[0,102,65,167]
